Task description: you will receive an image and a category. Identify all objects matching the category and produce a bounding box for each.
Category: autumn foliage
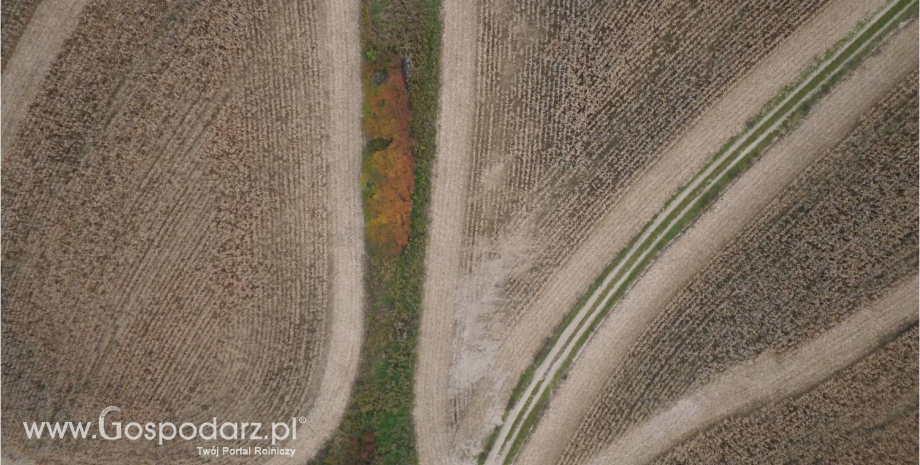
[362,55,415,257]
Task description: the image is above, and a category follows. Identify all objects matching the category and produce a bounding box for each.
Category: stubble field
[654,324,919,464]
[559,70,919,465]
[1,0,364,463]
[419,0,919,464]
[413,0,905,462]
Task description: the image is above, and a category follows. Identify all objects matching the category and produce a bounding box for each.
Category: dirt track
[518,22,919,465]
[588,276,919,465]
[414,0,479,463]
[266,0,365,461]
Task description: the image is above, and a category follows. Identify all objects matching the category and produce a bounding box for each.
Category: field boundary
[483,1,919,463]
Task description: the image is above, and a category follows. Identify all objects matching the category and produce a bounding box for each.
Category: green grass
[312,1,442,464]
[490,2,917,463]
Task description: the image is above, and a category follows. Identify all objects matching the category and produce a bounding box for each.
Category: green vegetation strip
[485,1,917,464]
[312,1,442,464]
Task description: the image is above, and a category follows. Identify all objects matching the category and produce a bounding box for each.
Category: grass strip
[312,1,442,464]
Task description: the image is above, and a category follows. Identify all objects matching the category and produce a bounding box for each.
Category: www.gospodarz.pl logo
[23,406,305,448]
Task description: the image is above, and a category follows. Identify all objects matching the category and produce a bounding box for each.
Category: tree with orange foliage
[361,56,415,258]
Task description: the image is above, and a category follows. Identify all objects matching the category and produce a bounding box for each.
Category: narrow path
[517,20,919,465]
[1,0,90,152]
[267,0,365,461]
[414,0,479,463]
[589,276,919,465]
[485,1,916,463]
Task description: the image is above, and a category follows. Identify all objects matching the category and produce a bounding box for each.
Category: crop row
[464,0,831,330]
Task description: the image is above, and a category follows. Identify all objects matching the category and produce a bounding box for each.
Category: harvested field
[559,69,919,465]
[518,19,919,465]
[4,0,918,464]
[653,323,919,465]
[486,3,918,462]
[1,0,364,463]
[591,278,919,464]
[460,0,830,333]
[417,1,861,462]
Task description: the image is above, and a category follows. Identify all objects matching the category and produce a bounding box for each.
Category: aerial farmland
[1,0,916,464]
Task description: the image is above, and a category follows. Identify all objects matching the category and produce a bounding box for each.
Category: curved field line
[484,1,917,463]
[414,0,479,463]
[589,276,919,465]
[265,0,365,461]
[1,0,90,152]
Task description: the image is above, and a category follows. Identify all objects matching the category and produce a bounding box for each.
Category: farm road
[414,0,479,463]
[266,0,365,461]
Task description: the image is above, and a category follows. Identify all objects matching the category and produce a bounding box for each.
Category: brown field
[1,0,363,463]
[654,324,919,465]
[558,71,919,464]
[518,20,918,465]
[414,0,898,462]
[458,0,829,333]
[1,0,89,151]
[589,277,918,465]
